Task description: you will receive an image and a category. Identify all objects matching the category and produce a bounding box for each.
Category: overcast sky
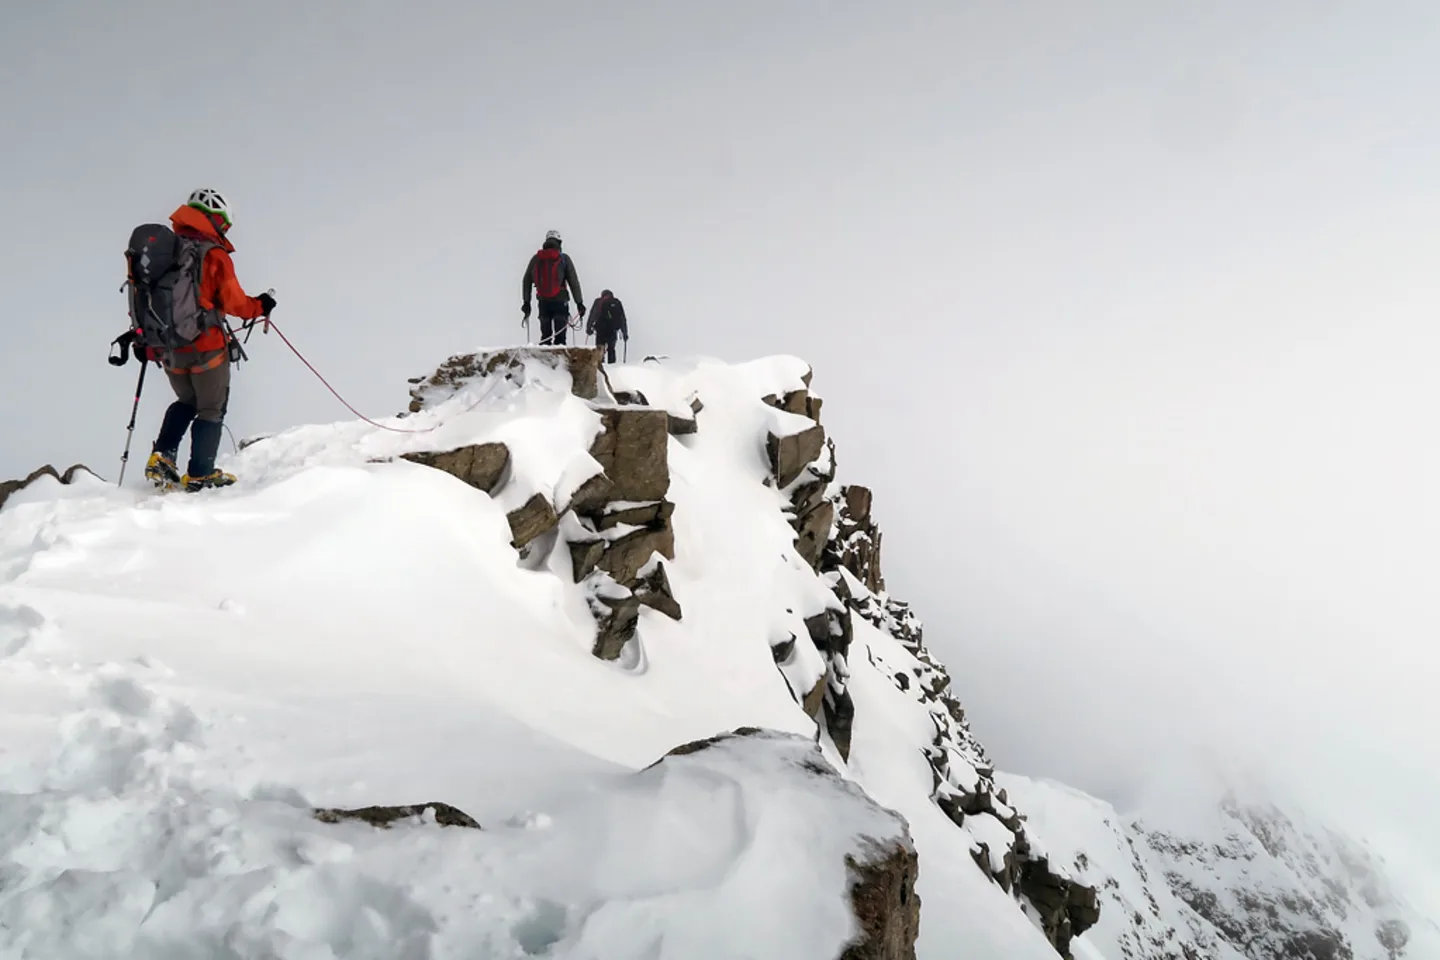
[3,0,1438,913]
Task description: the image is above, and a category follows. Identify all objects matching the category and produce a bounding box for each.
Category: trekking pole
[116,358,149,487]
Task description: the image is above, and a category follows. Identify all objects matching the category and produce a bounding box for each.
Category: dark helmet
[601,289,614,298]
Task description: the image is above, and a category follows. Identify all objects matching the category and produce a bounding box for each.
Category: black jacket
[586,295,628,340]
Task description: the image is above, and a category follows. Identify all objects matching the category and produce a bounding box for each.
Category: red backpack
[532,248,565,299]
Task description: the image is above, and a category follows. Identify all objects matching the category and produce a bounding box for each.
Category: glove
[577,303,586,318]
[257,291,276,316]
[521,302,532,319]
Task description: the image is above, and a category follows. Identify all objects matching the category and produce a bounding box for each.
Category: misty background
[3,1,1437,912]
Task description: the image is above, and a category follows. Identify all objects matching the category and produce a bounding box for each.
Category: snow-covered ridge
[5,346,1429,960]
[2,346,1078,960]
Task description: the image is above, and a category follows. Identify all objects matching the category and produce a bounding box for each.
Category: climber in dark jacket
[586,289,629,363]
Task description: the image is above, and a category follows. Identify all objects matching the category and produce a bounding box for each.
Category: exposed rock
[632,562,682,620]
[596,500,674,531]
[613,388,649,405]
[845,485,873,523]
[590,408,670,501]
[795,499,835,571]
[763,388,818,421]
[568,537,607,582]
[667,411,698,436]
[590,594,641,661]
[788,478,830,521]
[407,346,604,413]
[802,673,828,720]
[597,525,675,585]
[653,727,766,763]
[771,632,797,664]
[314,802,481,830]
[825,484,885,595]
[566,471,615,517]
[825,685,856,760]
[1017,854,1098,958]
[238,434,271,451]
[402,442,510,494]
[507,493,559,549]
[0,463,95,512]
[767,422,826,488]
[841,840,921,960]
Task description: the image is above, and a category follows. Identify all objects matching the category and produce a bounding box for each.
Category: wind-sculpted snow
[0,655,911,958]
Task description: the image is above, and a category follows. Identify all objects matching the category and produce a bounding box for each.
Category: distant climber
[125,188,275,492]
[521,230,584,346]
[586,290,629,364]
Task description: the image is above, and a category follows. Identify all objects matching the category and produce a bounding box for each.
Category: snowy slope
[1000,772,1440,960]
[0,348,1070,959]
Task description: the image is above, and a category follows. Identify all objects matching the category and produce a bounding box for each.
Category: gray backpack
[124,224,222,350]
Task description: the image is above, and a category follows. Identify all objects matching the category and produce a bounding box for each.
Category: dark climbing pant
[153,348,232,477]
[538,300,569,346]
[598,335,618,364]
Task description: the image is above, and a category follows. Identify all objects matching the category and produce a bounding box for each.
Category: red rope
[263,320,438,435]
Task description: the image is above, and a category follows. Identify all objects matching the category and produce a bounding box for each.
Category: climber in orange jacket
[142,189,275,492]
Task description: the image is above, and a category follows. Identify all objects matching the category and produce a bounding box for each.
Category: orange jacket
[167,204,266,355]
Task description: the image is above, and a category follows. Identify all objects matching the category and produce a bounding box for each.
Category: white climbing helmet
[187,188,233,229]
[545,229,562,243]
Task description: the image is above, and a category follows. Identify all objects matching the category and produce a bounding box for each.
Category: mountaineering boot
[143,450,181,488]
[182,419,235,492]
[182,469,237,492]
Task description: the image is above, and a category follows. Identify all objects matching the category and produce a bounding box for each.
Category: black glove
[257,292,277,316]
[521,302,532,320]
[577,303,586,318]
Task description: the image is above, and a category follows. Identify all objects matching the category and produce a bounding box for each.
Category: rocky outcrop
[564,407,680,660]
[768,423,827,489]
[844,841,922,960]
[773,411,1101,957]
[758,376,860,760]
[653,728,920,960]
[397,351,682,662]
[589,408,670,501]
[401,442,509,494]
[1017,855,1102,959]
[828,485,884,595]
[405,345,606,413]
[507,492,560,550]
[667,396,703,436]
[314,802,481,830]
[0,464,96,512]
